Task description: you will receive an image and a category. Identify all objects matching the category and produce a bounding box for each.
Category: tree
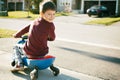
[25,0,31,17]
[30,0,43,14]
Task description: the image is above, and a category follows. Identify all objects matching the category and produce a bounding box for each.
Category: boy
[11,1,56,71]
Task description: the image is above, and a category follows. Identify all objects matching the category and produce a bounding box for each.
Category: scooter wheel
[50,64,60,76]
[11,60,15,67]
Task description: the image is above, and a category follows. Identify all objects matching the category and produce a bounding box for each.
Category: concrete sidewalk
[0,51,103,80]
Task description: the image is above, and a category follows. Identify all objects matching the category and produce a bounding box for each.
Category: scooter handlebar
[22,35,28,40]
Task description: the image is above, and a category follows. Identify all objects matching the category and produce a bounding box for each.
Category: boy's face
[42,10,56,23]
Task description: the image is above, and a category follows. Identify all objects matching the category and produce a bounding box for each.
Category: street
[0,14,120,80]
[0,15,120,49]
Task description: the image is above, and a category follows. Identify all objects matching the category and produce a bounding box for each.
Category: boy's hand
[13,33,21,38]
[48,35,55,41]
[47,35,50,40]
[13,33,17,38]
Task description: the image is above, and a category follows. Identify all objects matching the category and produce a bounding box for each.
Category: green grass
[0,11,71,19]
[0,28,16,38]
[1,11,120,26]
[56,12,72,16]
[8,11,39,19]
[86,17,120,25]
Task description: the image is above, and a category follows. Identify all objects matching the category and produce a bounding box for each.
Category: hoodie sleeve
[48,24,56,41]
[14,24,30,38]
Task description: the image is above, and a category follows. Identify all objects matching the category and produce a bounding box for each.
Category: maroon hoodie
[14,18,55,58]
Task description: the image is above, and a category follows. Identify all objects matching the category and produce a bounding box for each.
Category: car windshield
[90,5,99,9]
[100,6,107,10]
[90,5,107,10]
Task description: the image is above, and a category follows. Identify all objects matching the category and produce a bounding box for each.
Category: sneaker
[11,63,24,72]
[30,67,38,80]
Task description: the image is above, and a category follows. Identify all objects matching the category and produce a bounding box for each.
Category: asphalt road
[0,38,120,80]
[0,14,120,80]
[0,15,120,49]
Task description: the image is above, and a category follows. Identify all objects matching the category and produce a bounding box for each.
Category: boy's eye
[48,14,51,15]
[47,13,55,16]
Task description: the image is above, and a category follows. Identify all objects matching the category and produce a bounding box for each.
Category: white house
[3,0,120,15]
[56,0,119,15]
[57,0,72,12]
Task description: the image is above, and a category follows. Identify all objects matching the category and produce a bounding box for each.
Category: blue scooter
[11,36,60,80]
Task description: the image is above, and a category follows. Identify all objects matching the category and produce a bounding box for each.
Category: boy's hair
[42,1,56,13]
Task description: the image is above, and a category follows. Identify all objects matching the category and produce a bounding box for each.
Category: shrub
[30,9,39,14]
[0,11,8,16]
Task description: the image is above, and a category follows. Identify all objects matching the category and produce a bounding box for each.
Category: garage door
[16,2,23,11]
[8,2,15,11]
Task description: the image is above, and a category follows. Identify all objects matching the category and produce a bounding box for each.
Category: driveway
[55,14,101,24]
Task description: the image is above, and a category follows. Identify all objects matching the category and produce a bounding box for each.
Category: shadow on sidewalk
[11,68,80,80]
[0,51,80,80]
[59,47,120,64]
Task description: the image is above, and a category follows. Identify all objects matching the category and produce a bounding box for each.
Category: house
[57,0,119,15]
[0,0,25,11]
[56,0,72,12]
[1,0,120,16]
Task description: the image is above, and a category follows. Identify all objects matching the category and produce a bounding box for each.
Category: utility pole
[116,0,120,16]
[26,0,31,18]
[98,0,101,6]
[118,0,120,16]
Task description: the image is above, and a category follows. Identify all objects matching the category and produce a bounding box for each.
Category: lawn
[7,11,39,19]
[0,28,16,38]
[0,11,71,19]
[86,17,120,25]
[1,11,120,25]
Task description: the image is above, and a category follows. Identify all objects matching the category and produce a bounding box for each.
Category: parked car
[87,5,109,17]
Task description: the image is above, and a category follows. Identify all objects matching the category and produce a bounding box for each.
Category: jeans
[12,46,26,66]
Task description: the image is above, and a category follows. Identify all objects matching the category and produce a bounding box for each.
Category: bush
[30,9,39,14]
[0,11,8,16]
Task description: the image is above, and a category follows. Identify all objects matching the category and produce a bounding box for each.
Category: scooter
[11,36,60,80]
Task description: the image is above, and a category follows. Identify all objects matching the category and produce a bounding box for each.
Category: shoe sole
[11,68,24,72]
